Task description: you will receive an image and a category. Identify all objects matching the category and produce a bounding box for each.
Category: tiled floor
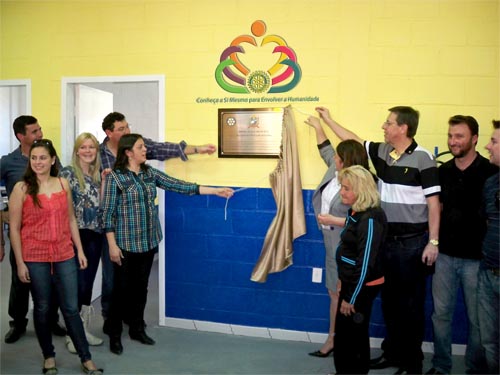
[0,240,466,374]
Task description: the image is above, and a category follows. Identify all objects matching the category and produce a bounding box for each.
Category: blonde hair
[71,132,101,191]
[338,165,380,212]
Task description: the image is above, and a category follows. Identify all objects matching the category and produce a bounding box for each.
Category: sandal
[81,363,104,375]
[42,358,58,375]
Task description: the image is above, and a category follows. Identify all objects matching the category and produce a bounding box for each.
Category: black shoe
[109,336,123,355]
[370,356,396,370]
[425,368,445,374]
[4,325,26,344]
[308,348,334,357]
[129,331,155,345]
[51,322,67,336]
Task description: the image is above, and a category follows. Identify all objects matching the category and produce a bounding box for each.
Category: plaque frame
[218,107,283,158]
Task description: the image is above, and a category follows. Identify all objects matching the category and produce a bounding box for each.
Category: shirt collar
[389,139,418,161]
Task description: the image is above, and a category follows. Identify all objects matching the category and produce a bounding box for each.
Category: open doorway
[0,80,31,158]
[61,75,166,320]
[0,80,31,207]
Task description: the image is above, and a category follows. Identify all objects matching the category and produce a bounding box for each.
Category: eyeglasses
[33,139,53,146]
[384,121,398,127]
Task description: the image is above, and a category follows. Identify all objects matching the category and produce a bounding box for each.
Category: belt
[387,232,426,241]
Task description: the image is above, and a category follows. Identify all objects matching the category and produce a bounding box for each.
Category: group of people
[305,106,499,375]
[0,106,498,375]
[0,113,233,374]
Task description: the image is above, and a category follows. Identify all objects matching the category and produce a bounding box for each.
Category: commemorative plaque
[218,107,283,158]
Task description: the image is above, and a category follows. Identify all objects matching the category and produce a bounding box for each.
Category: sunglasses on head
[33,139,53,146]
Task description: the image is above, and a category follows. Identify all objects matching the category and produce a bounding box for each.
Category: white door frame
[0,79,32,151]
[61,75,166,324]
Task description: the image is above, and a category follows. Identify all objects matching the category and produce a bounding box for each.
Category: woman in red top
[9,139,103,375]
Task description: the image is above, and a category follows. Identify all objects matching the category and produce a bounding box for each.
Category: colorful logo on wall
[215,20,302,94]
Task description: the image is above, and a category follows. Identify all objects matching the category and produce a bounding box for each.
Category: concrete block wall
[164,187,469,344]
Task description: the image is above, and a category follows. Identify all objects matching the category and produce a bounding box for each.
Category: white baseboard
[160,317,466,355]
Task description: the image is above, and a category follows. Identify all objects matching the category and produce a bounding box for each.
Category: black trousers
[334,284,381,375]
[107,249,156,336]
[8,246,60,329]
[380,233,429,373]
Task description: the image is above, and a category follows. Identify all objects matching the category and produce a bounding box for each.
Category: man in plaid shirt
[99,111,216,330]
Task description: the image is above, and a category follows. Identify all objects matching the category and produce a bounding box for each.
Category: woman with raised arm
[101,133,233,355]
[304,115,370,357]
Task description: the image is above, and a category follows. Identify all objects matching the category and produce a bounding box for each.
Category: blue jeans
[100,238,112,318]
[477,265,499,374]
[78,229,104,308]
[431,254,485,373]
[26,258,91,362]
[8,244,60,329]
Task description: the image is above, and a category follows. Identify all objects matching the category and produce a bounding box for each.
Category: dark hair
[114,133,149,172]
[388,106,420,138]
[24,139,59,207]
[13,115,38,141]
[448,115,479,137]
[493,120,500,130]
[102,112,126,132]
[337,139,369,169]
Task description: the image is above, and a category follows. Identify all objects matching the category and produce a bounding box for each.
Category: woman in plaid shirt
[101,133,233,355]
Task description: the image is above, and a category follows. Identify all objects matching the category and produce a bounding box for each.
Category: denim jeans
[380,232,429,373]
[8,244,60,329]
[100,238,112,318]
[77,229,104,308]
[8,245,30,328]
[26,258,91,363]
[477,266,499,374]
[431,253,485,373]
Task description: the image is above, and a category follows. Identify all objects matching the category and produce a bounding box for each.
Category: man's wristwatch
[429,239,439,246]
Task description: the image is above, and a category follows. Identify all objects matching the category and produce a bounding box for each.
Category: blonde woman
[333,165,387,375]
[61,133,109,353]
[305,115,371,357]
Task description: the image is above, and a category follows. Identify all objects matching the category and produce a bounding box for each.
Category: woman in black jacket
[333,165,388,375]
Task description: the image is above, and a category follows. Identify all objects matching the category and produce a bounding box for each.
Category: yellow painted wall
[1,0,498,189]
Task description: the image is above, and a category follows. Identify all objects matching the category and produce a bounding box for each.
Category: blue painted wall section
[164,187,468,344]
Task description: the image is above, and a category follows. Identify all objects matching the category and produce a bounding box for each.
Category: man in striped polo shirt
[313,106,440,375]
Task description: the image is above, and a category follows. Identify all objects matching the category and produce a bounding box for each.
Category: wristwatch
[429,239,439,246]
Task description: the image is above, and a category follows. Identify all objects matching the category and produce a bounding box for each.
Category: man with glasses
[312,106,440,374]
[0,115,67,343]
[99,111,217,330]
